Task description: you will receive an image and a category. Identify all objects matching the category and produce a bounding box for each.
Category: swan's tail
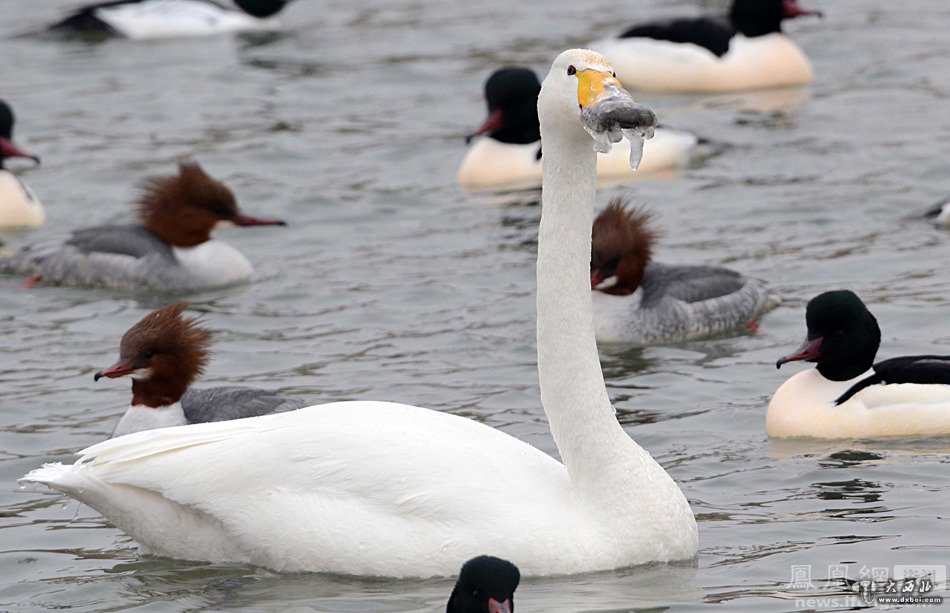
[20,462,88,497]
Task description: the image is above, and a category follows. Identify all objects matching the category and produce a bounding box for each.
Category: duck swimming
[768,290,950,439]
[447,556,520,613]
[458,67,698,191]
[0,100,44,230]
[21,49,698,577]
[590,198,776,344]
[49,0,289,40]
[0,161,285,292]
[589,0,821,93]
[97,303,304,438]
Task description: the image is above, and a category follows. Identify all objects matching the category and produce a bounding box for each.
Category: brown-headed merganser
[95,303,304,437]
[590,197,777,344]
[1,161,285,292]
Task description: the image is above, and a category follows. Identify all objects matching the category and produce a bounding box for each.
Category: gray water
[1,0,948,611]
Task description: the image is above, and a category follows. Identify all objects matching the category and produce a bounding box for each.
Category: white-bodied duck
[768,290,950,438]
[590,0,822,93]
[446,556,520,613]
[21,49,698,577]
[0,100,44,230]
[0,161,285,292]
[458,67,698,191]
[48,0,289,40]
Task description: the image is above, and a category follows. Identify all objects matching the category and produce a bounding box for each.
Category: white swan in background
[768,290,950,439]
[22,49,698,578]
[458,67,697,192]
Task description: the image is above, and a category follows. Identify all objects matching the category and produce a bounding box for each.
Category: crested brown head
[138,162,239,247]
[590,196,657,296]
[95,303,211,408]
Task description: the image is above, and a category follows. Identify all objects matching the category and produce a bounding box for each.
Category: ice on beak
[581,93,657,170]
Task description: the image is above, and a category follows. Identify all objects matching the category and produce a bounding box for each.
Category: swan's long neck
[537,118,629,484]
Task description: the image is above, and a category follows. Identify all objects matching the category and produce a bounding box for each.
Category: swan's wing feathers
[77,401,566,523]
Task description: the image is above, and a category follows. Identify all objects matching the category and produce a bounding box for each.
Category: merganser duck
[458,67,698,191]
[768,290,950,439]
[925,197,950,228]
[21,49,698,577]
[0,161,285,292]
[590,198,777,344]
[0,100,44,230]
[447,556,520,613]
[589,0,822,93]
[49,0,288,40]
[95,303,304,437]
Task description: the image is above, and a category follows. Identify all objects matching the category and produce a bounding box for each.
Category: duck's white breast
[0,170,45,229]
[457,138,541,192]
[172,241,254,286]
[96,0,278,39]
[592,33,812,93]
[458,129,696,192]
[767,369,950,439]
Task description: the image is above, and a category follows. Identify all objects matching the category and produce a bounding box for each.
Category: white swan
[22,49,698,578]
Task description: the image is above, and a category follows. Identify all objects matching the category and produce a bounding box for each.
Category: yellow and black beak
[576,69,625,109]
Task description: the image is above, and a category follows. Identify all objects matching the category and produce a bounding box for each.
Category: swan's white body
[590,34,812,93]
[92,0,279,40]
[22,50,698,577]
[457,128,697,192]
[767,369,950,439]
[0,170,45,229]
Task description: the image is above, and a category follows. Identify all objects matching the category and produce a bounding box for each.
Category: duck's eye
[471,590,479,598]
[211,204,231,217]
[142,349,155,360]
[612,71,617,78]
[567,65,576,76]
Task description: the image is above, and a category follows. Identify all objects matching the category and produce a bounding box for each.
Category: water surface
[1,0,948,611]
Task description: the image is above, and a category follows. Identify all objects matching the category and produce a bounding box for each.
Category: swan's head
[591,196,656,295]
[95,303,211,408]
[538,49,657,168]
[446,555,520,613]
